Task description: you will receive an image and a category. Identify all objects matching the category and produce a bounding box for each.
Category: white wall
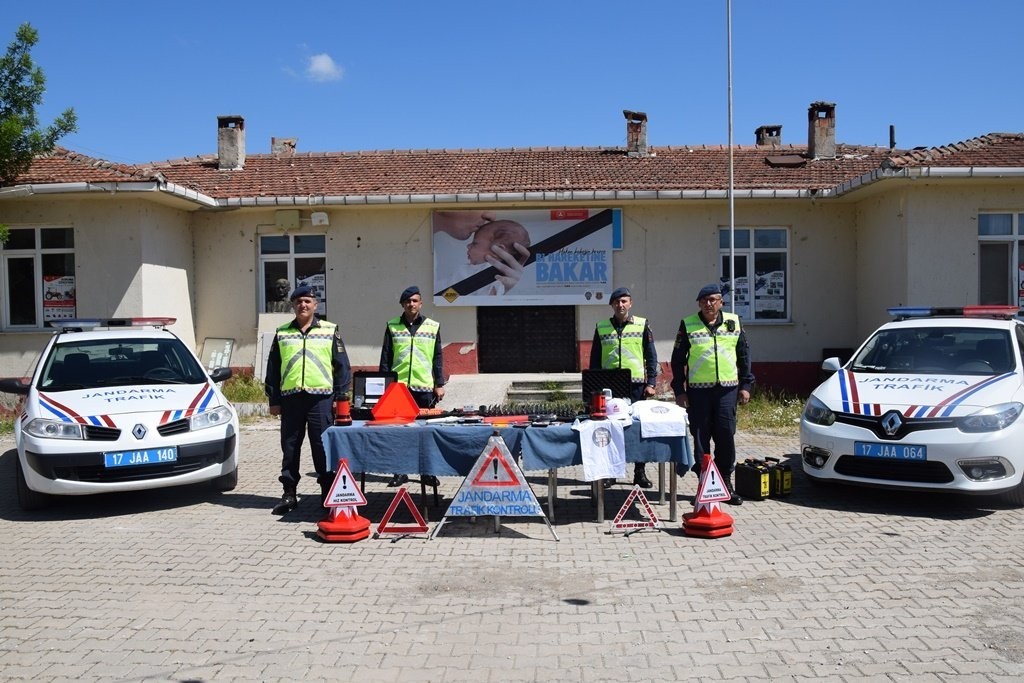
[0,196,195,374]
[0,198,866,374]
[6,178,1024,378]
[856,189,909,339]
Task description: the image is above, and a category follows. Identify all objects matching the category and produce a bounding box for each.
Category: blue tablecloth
[323,420,692,475]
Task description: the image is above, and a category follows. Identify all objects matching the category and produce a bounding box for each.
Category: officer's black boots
[633,463,652,489]
[387,473,409,487]
[272,488,298,515]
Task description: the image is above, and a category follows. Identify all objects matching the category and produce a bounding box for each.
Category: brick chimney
[217,115,245,170]
[623,110,649,157]
[755,125,782,147]
[271,137,297,157]
[807,102,836,159]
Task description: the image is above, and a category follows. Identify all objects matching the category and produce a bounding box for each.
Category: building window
[977,212,1024,306]
[1,227,76,329]
[718,227,789,321]
[258,233,327,316]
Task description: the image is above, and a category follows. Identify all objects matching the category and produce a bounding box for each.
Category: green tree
[0,22,77,188]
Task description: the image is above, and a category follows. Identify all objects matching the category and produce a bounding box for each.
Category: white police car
[0,318,239,510]
[801,306,1024,505]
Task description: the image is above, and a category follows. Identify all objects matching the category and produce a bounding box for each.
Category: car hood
[34,383,226,425]
[816,369,1022,417]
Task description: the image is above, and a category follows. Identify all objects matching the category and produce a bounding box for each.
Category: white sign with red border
[324,458,368,508]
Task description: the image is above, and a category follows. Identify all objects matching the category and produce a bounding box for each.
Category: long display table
[322,420,693,521]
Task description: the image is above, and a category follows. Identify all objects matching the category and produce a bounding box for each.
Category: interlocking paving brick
[3,426,1024,681]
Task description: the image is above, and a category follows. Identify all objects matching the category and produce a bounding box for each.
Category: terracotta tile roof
[9,133,1024,200]
[13,147,161,184]
[141,143,893,199]
[886,133,1024,168]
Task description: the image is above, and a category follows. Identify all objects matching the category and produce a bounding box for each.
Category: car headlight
[958,402,1023,433]
[802,395,836,426]
[24,418,84,440]
[190,405,234,431]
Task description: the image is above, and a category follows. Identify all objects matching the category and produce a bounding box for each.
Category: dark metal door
[476,306,578,372]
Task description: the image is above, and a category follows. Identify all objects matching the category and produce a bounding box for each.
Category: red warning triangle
[469,446,522,487]
[610,485,661,532]
[324,458,368,508]
[375,486,429,536]
[695,455,731,504]
[369,382,419,424]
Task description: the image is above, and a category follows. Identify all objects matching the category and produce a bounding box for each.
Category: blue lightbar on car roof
[887,306,934,318]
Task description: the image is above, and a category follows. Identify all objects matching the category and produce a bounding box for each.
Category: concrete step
[505,379,583,404]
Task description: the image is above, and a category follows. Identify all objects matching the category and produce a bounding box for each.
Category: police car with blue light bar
[0,318,239,510]
[801,306,1024,504]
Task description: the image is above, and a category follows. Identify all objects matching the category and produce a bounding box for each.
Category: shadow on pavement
[0,448,271,522]
[754,453,1011,520]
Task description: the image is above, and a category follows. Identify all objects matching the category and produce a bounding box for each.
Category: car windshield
[37,338,209,390]
[848,326,1015,375]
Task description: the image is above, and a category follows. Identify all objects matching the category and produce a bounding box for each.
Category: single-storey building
[2,101,1023,395]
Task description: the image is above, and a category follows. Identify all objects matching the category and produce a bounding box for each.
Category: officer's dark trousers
[409,390,437,409]
[278,392,333,490]
[687,385,739,489]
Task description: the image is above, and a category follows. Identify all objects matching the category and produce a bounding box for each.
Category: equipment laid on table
[351,370,397,420]
[581,368,632,403]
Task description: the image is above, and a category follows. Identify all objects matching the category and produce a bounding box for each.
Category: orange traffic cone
[682,454,734,538]
[317,505,371,542]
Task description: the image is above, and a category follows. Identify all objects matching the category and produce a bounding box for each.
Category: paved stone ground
[2,422,1024,682]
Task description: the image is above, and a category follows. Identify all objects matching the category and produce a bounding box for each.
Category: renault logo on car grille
[132,424,147,440]
[881,411,903,436]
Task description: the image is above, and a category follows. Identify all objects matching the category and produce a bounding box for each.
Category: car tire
[1001,481,1024,507]
[211,466,238,492]
[803,472,830,487]
[15,458,51,511]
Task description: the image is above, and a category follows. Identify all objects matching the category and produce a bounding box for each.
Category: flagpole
[727,0,736,315]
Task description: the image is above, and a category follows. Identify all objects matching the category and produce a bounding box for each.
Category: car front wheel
[1001,480,1024,507]
[16,457,51,511]
[211,466,238,492]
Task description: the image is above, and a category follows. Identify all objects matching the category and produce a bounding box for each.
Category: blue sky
[7,0,1023,165]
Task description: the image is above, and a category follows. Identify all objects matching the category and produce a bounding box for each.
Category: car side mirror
[821,357,842,373]
[209,367,233,383]
[0,377,31,395]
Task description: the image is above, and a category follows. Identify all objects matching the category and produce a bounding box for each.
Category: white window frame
[718,226,790,323]
[257,233,328,317]
[1,225,76,330]
[977,212,1024,306]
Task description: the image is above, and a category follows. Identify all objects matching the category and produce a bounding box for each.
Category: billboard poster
[43,275,76,321]
[432,208,618,306]
[724,276,751,321]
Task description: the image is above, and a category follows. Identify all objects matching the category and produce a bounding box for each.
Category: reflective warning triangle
[696,455,732,503]
[324,458,368,508]
[375,487,429,536]
[610,485,661,532]
[469,445,521,487]
[432,435,559,541]
[444,435,544,518]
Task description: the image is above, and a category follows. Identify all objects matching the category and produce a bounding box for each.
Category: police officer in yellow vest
[670,283,754,505]
[265,285,352,515]
[379,285,445,488]
[588,287,659,488]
